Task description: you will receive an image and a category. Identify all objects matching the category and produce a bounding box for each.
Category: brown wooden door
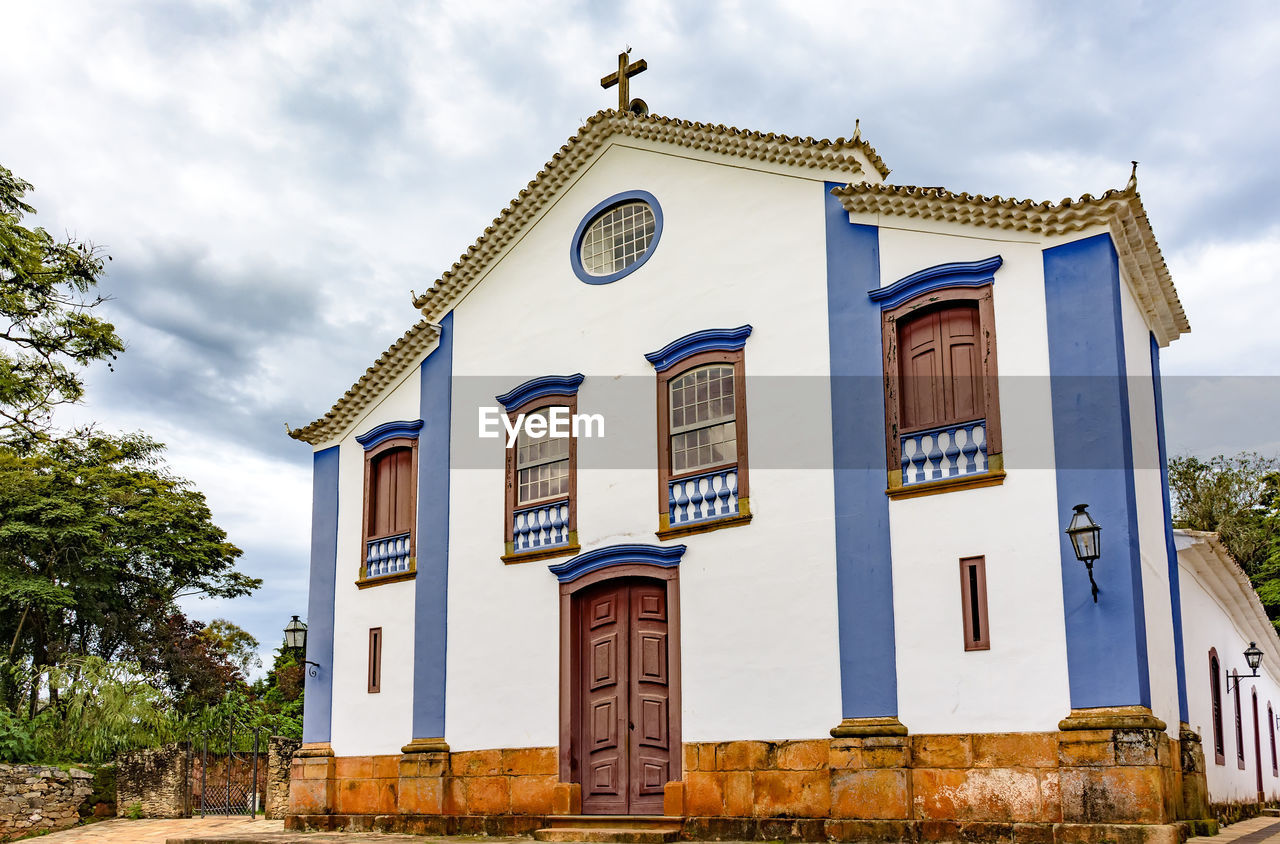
[576,580,671,815]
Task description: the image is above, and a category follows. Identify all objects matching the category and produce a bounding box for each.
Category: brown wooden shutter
[899,304,984,432]
[370,447,413,538]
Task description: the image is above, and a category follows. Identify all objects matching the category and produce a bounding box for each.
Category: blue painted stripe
[1044,233,1151,710]
[1152,333,1190,723]
[825,182,898,719]
[868,255,1003,309]
[302,445,339,744]
[413,312,454,741]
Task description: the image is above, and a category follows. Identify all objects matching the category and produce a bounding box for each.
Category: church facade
[286,78,1270,841]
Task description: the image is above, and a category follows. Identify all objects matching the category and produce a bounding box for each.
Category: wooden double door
[574,578,673,815]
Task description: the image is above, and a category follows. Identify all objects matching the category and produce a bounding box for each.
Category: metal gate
[191,711,265,817]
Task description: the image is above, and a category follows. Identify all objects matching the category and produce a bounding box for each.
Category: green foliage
[1170,452,1280,629]
[0,430,258,711]
[0,165,125,449]
[201,619,260,680]
[0,706,37,762]
[125,802,142,820]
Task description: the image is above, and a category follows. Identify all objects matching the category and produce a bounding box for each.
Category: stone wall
[266,736,301,819]
[0,763,93,841]
[115,743,189,818]
[287,726,1217,842]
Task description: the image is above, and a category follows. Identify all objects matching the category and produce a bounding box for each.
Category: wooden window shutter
[370,447,412,538]
[898,304,984,433]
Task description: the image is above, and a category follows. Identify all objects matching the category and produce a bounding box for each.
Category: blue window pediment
[548,543,687,583]
[644,325,753,373]
[495,374,585,411]
[869,255,1003,310]
[355,420,424,451]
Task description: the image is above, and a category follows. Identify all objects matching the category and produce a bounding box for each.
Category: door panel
[576,579,672,815]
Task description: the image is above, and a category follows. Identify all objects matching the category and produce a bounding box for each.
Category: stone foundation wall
[0,763,93,841]
[288,726,1215,843]
[115,743,189,818]
[266,736,301,819]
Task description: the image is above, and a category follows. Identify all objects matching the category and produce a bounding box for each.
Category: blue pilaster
[825,183,898,720]
[1152,333,1190,723]
[1044,234,1151,710]
[412,312,454,742]
[302,445,340,744]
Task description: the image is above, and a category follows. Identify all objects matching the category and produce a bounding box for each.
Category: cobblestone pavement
[1192,816,1280,844]
[34,817,282,842]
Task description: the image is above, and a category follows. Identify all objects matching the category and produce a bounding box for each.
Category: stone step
[543,814,681,830]
[533,828,681,844]
[1263,807,1280,816]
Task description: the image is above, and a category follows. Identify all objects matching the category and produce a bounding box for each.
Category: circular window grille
[579,201,657,277]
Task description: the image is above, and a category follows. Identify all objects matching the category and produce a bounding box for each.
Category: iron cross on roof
[601,48,647,112]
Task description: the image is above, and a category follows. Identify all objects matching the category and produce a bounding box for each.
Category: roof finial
[1128,160,1139,189]
[853,118,861,143]
[601,48,648,114]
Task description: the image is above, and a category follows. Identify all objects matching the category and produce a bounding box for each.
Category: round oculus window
[578,200,656,277]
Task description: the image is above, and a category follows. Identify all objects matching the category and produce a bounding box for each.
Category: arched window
[1210,648,1225,765]
[1234,668,1246,769]
[359,434,419,585]
[1269,702,1277,777]
[875,271,1004,497]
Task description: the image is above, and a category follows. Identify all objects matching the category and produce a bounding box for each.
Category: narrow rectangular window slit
[368,627,382,694]
[959,556,990,651]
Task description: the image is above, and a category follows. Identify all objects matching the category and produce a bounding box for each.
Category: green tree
[1169,452,1280,628]
[0,165,124,449]
[0,431,260,712]
[202,619,261,680]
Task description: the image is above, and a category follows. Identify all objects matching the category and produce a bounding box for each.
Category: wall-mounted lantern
[284,614,322,678]
[1227,642,1264,695]
[1065,503,1102,603]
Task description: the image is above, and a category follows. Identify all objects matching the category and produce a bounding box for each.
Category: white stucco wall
[1119,266,1182,736]
[326,369,421,757]
[1178,533,1280,803]
[874,223,1071,733]
[444,141,847,749]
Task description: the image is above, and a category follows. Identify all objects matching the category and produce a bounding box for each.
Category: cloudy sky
[3,1,1278,676]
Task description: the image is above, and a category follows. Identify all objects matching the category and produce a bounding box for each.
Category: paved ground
[29,815,1280,844]
[1192,816,1280,844]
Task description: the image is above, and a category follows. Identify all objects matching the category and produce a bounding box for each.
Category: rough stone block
[465,775,510,814]
[398,776,443,815]
[972,734,1057,769]
[372,755,400,779]
[663,780,685,816]
[1059,766,1168,825]
[451,749,502,777]
[698,743,717,772]
[717,740,773,771]
[683,744,699,773]
[509,774,556,814]
[831,768,910,820]
[551,781,581,815]
[444,776,467,815]
[912,767,1043,823]
[684,771,725,816]
[829,741,863,771]
[1011,822,1055,844]
[724,771,753,816]
[1058,736,1116,767]
[777,740,830,771]
[334,756,374,780]
[1115,729,1165,766]
[502,747,557,776]
[336,777,397,815]
[825,818,918,842]
[753,769,830,818]
[913,735,972,768]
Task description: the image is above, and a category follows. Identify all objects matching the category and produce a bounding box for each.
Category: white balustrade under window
[668,467,738,526]
[512,501,571,553]
[365,531,412,578]
[901,420,988,486]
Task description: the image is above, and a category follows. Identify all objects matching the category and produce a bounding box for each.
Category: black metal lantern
[1227,642,1264,695]
[1065,503,1102,602]
[284,615,308,651]
[284,614,321,677]
[1246,642,1264,673]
